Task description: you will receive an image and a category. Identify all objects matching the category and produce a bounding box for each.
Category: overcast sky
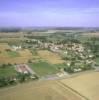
[0,0,99,27]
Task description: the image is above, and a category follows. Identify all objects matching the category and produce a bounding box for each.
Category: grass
[0,65,16,77]
[7,51,20,57]
[54,63,66,69]
[29,61,58,76]
[95,57,99,65]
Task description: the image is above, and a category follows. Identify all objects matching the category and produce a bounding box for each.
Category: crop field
[0,80,83,100]
[60,71,99,100]
[82,32,99,37]
[0,43,33,64]
[0,43,11,51]
[18,49,32,57]
[38,50,65,64]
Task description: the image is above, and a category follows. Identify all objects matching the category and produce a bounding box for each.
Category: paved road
[39,70,95,81]
[0,70,96,91]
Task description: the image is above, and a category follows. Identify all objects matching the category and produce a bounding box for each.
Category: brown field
[0,32,23,38]
[0,43,33,64]
[0,56,32,64]
[0,80,83,100]
[38,50,65,64]
[18,49,32,57]
[61,71,99,100]
[82,32,99,37]
[0,44,65,64]
[0,43,11,51]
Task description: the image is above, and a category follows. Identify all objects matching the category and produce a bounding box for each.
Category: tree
[0,77,8,87]
[18,73,26,83]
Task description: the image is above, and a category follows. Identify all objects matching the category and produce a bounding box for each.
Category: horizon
[0,0,99,27]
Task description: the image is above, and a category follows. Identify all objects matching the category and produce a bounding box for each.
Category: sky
[0,0,99,27]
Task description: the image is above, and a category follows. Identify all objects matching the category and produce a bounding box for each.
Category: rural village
[0,31,99,87]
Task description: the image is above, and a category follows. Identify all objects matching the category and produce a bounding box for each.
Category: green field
[54,63,66,69]
[0,65,16,77]
[95,57,99,65]
[29,61,58,76]
[7,51,20,57]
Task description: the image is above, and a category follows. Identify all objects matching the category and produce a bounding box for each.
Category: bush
[64,67,74,73]
[28,59,32,63]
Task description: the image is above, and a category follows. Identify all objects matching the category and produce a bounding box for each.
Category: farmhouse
[12,45,21,51]
[15,64,35,75]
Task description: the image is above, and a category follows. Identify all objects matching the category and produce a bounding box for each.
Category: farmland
[60,71,99,100]
[0,43,33,64]
[0,29,99,100]
[38,50,65,64]
[0,71,99,100]
[0,80,84,100]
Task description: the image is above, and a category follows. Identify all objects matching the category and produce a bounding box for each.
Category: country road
[0,69,96,92]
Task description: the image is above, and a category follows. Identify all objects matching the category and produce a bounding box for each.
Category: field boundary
[57,80,89,100]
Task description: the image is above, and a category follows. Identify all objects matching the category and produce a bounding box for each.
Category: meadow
[0,65,16,77]
[29,61,58,76]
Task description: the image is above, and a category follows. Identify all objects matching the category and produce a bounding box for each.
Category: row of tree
[0,73,38,87]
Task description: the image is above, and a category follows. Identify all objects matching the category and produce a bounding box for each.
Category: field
[1,71,99,100]
[61,71,99,100]
[0,34,99,100]
[7,51,20,57]
[0,65,16,77]
[0,44,65,64]
[0,80,83,100]
[82,32,99,37]
[0,43,11,51]
[0,43,33,64]
[38,50,65,64]
[29,61,57,76]
[95,57,99,65]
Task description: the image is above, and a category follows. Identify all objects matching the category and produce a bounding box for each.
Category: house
[15,64,35,75]
[12,45,21,51]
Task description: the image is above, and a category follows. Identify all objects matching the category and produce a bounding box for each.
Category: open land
[38,50,65,64]
[0,30,99,100]
[60,71,99,100]
[0,80,83,100]
[0,43,33,64]
[0,71,99,100]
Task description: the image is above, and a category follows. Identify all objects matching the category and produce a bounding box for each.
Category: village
[0,32,98,87]
[0,31,99,87]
